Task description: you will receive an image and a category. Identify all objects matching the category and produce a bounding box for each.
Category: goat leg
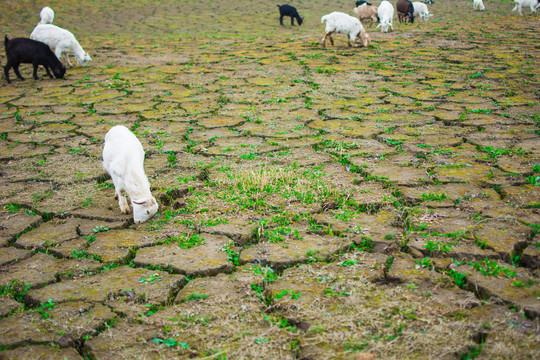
[4,65,12,83]
[117,189,130,214]
[14,65,25,81]
[320,32,328,48]
[42,65,54,78]
[65,54,73,67]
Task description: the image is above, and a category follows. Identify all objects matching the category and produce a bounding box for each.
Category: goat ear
[132,198,149,205]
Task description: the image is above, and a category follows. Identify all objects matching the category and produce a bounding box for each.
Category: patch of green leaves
[468,259,518,278]
[352,236,374,252]
[421,192,448,202]
[139,273,163,284]
[35,298,57,319]
[423,240,455,255]
[273,289,302,300]
[447,269,467,289]
[0,280,32,303]
[222,241,240,266]
[414,257,434,270]
[70,249,101,262]
[152,338,189,348]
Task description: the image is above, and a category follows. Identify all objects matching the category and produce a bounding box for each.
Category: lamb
[102,125,159,224]
[354,4,379,24]
[512,0,540,15]
[413,1,433,21]
[277,4,303,26]
[39,6,54,24]
[30,24,92,66]
[320,12,371,48]
[473,0,486,11]
[397,0,415,23]
[4,36,65,84]
[377,1,395,33]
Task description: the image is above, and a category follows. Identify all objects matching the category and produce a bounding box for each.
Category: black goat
[4,35,65,84]
[396,0,415,23]
[355,1,372,6]
[277,5,303,26]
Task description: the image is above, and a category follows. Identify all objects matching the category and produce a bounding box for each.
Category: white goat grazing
[413,2,433,20]
[30,24,92,66]
[377,1,394,33]
[320,12,371,48]
[512,0,539,15]
[102,125,159,224]
[353,4,379,24]
[473,0,486,11]
[39,7,54,24]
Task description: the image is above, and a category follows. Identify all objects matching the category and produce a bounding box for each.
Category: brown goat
[396,0,415,23]
[353,4,379,25]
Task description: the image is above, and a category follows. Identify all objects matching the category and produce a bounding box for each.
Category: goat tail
[321,15,327,23]
[4,35,8,48]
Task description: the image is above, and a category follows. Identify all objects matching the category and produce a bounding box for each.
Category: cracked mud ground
[0,0,539,359]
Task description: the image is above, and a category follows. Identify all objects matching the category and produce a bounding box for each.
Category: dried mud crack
[0,0,539,359]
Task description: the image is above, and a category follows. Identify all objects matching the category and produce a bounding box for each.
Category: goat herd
[285,0,539,48]
[3,6,90,83]
[4,1,540,83]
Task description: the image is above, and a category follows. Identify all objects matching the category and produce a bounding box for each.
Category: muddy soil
[0,0,539,359]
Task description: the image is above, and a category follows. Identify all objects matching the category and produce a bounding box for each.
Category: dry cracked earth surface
[0,0,539,359]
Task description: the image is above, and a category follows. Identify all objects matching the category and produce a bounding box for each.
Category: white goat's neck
[71,40,87,63]
[124,164,152,199]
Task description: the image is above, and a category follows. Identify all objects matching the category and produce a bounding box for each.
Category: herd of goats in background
[4,0,540,83]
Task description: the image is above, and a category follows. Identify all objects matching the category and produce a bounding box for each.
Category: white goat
[473,0,486,11]
[512,0,540,15]
[320,12,371,48]
[30,24,92,66]
[102,125,159,224]
[377,1,394,33]
[413,2,433,20]
[39,7,54,24]
[353,4,379,24]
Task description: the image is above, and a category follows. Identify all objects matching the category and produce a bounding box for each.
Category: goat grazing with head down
[354,4,379,25]
[30,24,92,66]
[4,35,65,84]
[377,1,394,33]
[320,11,371,48]
[413,1,434,21]
[102,125,159,224]
[397,0,415,23]
[277,4,303,26]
